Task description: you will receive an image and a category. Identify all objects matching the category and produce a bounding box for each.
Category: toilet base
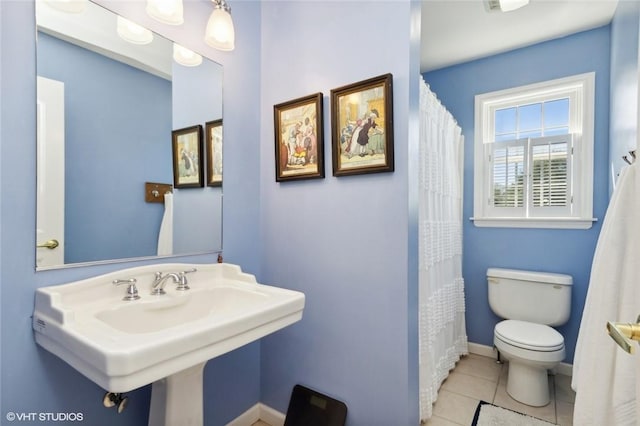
[506,361,550,407]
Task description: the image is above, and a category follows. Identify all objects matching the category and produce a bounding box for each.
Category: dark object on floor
[284,384,347,426]
[471,400,554,426]
[471,400,491,425]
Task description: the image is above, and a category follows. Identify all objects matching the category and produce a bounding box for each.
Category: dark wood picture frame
[205,119,223,187]
[274,93,324,182]
[331,73,394,176]
[172,125,204,188]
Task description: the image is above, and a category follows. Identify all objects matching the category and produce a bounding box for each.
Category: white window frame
[473,73,596,229]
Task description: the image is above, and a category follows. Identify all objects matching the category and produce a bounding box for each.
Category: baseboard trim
[225,403,286,426]
[467,342,573,376]
[467,342,496,359]
[258,404,286,426]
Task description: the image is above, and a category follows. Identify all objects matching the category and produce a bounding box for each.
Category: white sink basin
[32,263,305,393]
[95,287,269,334]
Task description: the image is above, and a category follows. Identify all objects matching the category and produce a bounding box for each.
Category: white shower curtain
[418,77,468,422]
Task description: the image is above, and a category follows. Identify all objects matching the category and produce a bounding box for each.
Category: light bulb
[117,16,154,45]
[173,44,203,67]
[204,6,235,51]
[43,0,86,13]
[146,0,184,26]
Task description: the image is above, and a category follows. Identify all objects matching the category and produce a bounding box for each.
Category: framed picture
[206,119,223,187]
[331,73,394,176]
[172,125,204,188]
[274,93,324,182]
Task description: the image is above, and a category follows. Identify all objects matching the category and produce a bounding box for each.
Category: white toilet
[487,267,572,407]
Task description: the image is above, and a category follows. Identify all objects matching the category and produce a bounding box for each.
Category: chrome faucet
[113,278,140,301]
[175,268,197,291]
[150,272,180,295]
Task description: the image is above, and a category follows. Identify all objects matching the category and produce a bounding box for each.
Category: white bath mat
[471,401,556,426]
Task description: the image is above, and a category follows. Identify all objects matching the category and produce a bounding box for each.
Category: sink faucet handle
[112,278,140,301]
[176,268,197,291]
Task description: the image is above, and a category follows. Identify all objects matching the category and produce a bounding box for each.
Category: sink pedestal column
[148,362,207,426]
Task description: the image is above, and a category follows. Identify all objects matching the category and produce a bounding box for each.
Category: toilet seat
[495,320,564,352]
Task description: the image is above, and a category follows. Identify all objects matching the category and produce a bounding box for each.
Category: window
[473,73,596,229]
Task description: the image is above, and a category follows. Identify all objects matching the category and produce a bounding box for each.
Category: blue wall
[11,0,620,425]
[1,1,262,424]
[258,1,421,425]
[424,27,612,364]
[37,32,172,263]
[609,0,640,194]
[172,59,223,255]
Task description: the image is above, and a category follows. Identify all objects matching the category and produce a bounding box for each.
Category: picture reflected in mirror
[35,0,223,269]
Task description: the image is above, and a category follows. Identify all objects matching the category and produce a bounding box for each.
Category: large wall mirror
[35,0,223,270]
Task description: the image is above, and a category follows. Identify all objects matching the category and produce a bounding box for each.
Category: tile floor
[426,353,575,426]
[250,353,575,426]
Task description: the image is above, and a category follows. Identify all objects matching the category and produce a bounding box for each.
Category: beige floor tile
[432,389,480,426]
[493,382,557,424]
[454,354,503,383]
[497,361,509,386]
[440,371,497,402]
[423,415,464,426]
[556,400,574,426]
[554,373,576,403]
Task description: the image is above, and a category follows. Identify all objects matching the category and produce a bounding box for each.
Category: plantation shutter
[488,140,527,216]
[529,134,573,217]
[487,135,573,218]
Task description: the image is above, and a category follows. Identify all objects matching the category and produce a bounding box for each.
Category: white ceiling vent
[483,0,530,13]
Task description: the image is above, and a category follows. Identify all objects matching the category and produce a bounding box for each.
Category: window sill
[470,217,597,229]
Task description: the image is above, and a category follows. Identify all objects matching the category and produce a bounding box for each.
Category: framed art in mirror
[206,119,223,187]
[331,73,394,177]
[274,93,324,182]
[172,125,204,188]
[35,0,223,269]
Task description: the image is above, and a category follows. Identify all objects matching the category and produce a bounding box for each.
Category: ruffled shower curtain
[418,77,468,422]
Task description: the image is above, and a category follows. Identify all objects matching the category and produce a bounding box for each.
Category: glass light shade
[43,0,87,13]
[173,44,203,67]
[117,16,154,45]
[146,0,184,26]
[204,7,235,51]
[499,0,529,12]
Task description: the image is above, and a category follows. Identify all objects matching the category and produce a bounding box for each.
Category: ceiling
[421,0,619,73]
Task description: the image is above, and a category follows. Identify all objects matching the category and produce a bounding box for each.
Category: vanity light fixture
[146,0,184,26]
[42,0,87,14]
[483,0,529,12]
[204,0,235,52]
[173,44,203,67]
[117,16,154,45]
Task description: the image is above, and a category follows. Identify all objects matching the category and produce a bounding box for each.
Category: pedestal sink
[32,263,305,425]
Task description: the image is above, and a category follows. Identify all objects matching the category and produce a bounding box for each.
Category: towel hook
[145,182,173,203]
[622,149,637,165]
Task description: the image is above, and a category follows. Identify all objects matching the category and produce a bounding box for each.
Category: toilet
[487,267,572,407]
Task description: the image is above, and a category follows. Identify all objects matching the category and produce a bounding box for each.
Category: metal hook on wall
[622,149,637,165]
[145,182,173,203]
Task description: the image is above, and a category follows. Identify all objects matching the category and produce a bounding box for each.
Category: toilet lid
[495,320,564,351]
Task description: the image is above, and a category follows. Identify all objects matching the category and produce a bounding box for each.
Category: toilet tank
[487,268,573,326]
